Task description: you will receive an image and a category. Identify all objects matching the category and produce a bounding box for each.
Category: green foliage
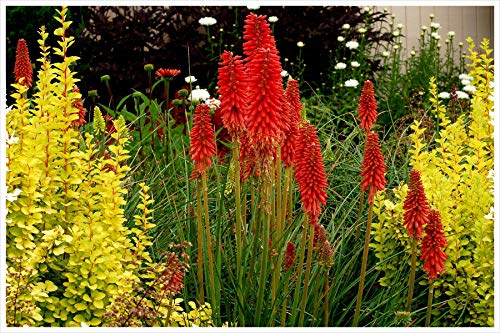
[372,38,494,326]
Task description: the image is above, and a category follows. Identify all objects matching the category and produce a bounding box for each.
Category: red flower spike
[71,85,87,127]
[421,210,447,281]
[14,39,33,87]
[294,123,328,225]
[189,104,217,177]
[245,47,285,156]
[243,13,277,59]
[358,80,378,131]
[403,169,430,239]
[217,51,247,136]
[285,77,302,123]
[283,242,296,272]
[156,68,181,78]
[360,132,387,203]
[281,78,302,168]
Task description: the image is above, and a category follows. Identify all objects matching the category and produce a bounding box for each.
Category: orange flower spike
[294,123,328,225]
[189,104,217,176]
[243,13,277,59]
[285,77,302,123]
[421,210,448,280]
[403,169,430,239]
[281,78,302,168]
[358,80,378,131]
[14,39,33,87]
[217,51,247,136]
[360,132,387,203]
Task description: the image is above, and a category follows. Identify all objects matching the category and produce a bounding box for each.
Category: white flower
[204,97,220,111]
[185,76,197,84]
[438,92,450,99]
[268,16,278,23]
[397,23,404,29]
[391,14,396,19]
[363,6,370,13]
[445,39,450,44]
[429,13,435,19]
[358,28,367,34]
[392,31,400,37]
[346,40,359,50]
[448,31,455,37]
[280,70,289,77]
[461,79,471,86]
[459,73,473,81]
[6,131,19,146]
[456,91,469,99]
[431,32,440,40]
[189,87,211,102]
[247,5,260,10]
[393,45,399,50]
[335,62,347,70]
[344,79,359,87]
[382,51,389,57]
[411,50,416,56]
[421,25,427,31]
[337,36,345,42]
[342,24,350,30]
[430,22,440,29]
[297,41,305,48]
[6,188,22,202]
[463,85,476,93]
[351,61,360,68]
[199,17,217,26]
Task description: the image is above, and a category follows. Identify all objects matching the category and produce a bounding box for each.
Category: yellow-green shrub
[371,38,494,326]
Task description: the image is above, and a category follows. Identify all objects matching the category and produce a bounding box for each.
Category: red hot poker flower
[71,85,87,127]
[360,132,387,203]
[189,104,216,177]
[283,242,296,272]
[421,210,447,281]
[285,77,302,123]
[358,80,377,131]
[281,78,302,168]
[217,51,247,136]
[156,68,181,78]
[294,123,328,225]
[403,169,430,239]
[14,39,33,87]
[243,13,277,59]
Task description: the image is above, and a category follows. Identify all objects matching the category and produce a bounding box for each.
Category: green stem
[254,178,272,325]
[425,282,435,326]
[353,202,374,326]
[291,215,309,325]
[324,270,329,327]
[298,222,314,326]
[233,140,245,326]
[196,181,205,303]
[406,237,418,313]
[202,172,217,318]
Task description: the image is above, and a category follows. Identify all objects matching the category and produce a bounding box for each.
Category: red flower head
[156,68,181,78]
[243,13,277,59]
[313,223,327,250]
[294,123,328,225]
[360,132,387,203]
[217,51,247,136]
[403,169,430,239]
[358,80,377,131]
[189,104,216,177]
[71,85,87,127]
[421,210,447,280]
[14,39,33,87]
[281,78,302,168]
[283,242,296,272]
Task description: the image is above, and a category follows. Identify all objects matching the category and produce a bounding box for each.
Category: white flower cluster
[346,40,359,50]
[189,87,211,101]
[344,79,359,87]
[268,16,278,23]
[199,17,217,26]
[204,97,221,111]
[185,75,197,84]
[335,62,347,70]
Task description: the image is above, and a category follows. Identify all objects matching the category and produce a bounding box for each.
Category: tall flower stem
[353,201,374,326]
[291,215,309,326]
[254,175,272,325]
[271,149,283,322]
[232,140,245,326]
[298,222,314,326]
[202,171,217,318]
[405,237,418,313]
[163,79,172,159]
[354,192,365,240]
[196,181,205,303]
[323,269,330,326]
[425,282,435,326]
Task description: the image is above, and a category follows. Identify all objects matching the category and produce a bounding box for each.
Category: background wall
[376,6,494,60]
